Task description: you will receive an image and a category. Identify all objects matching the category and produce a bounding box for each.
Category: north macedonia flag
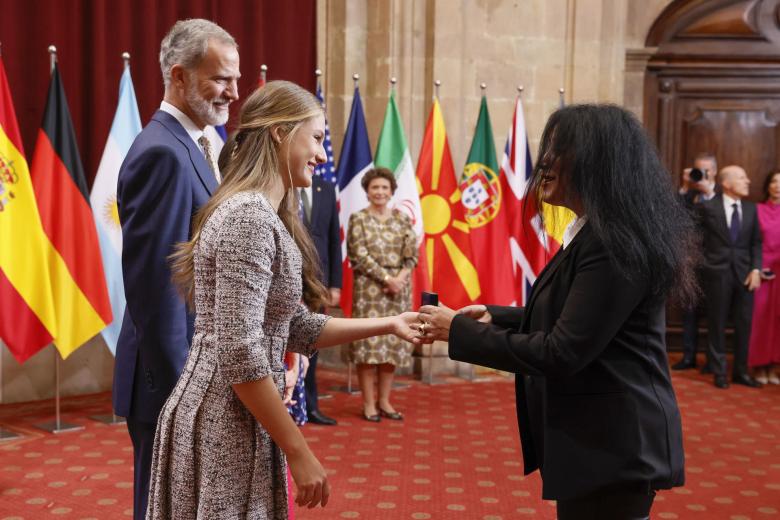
[415,99,480,309]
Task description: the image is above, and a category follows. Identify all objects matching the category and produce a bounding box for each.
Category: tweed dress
[346,209,418,367]
[146,192,330,520]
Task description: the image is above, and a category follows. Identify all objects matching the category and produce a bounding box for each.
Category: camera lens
[690,168,704,182]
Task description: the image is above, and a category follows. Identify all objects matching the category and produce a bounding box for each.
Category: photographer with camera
[672,153,718,371]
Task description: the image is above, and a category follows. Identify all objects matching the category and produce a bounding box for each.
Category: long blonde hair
[170,80,328,310]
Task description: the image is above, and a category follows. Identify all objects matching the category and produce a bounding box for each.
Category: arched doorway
[644,0,780,199]
[643,0,780,349]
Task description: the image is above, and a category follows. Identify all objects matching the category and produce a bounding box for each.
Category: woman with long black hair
[417,104,695,519]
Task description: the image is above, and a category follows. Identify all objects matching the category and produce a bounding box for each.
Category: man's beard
[184,82,229,127]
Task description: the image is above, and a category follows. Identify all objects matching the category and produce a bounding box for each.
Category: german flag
[0,56,59,363]
[28,63,112,359]
[416,99,481,309]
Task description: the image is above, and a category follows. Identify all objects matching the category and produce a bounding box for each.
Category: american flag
[314,83,337,184]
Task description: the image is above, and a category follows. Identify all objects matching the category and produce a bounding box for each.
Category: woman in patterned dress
[147,81,418,519]
[347,168,418,421]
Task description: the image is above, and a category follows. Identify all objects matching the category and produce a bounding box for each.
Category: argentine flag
[89,64,141,354]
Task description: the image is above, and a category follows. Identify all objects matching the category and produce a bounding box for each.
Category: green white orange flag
[416,98,480,309]
[459,95,516,305]
[0,56,58,362]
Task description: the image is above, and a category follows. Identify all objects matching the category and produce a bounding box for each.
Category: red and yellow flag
[28,64,112,359]
[0,56,58,362]
[415,99,480,309]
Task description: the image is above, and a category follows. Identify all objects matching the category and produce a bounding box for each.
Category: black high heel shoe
[378,408,403,421]
[362,409,380,422]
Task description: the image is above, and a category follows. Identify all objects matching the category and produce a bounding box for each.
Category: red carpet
[0,355,779,519]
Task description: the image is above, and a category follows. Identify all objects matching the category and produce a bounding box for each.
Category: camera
[689,167,706,183]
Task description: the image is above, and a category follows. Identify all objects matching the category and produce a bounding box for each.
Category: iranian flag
[375,89,428,303]
[375,89,423,244]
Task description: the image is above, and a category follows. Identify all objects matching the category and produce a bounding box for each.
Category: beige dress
[146,192,330,520]
[347,208,418,367]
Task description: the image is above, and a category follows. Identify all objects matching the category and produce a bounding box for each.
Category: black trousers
[557,490,655,520]
[127,417,156,520]
[703,270,754,377]
[681,305,700,363]
[304,351,321,414]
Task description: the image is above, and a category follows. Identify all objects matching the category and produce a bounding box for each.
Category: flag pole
[434,79,441,100]
[35,45,84,435]
[559,87,565,108]
[90,52,131,427]
[260,63,267,84]
[335,72,364,396]
[315,68,322,90]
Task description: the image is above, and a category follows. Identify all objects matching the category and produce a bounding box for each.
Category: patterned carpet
[0,355,778,519]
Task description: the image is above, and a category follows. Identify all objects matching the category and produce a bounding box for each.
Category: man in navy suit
[698,165,762,389]
[301,174,342,425]
[113,19,240,519]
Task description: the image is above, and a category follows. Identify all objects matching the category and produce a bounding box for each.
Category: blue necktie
[729,203,740,243]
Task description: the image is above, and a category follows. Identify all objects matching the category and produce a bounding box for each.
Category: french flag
[336,86,373,317]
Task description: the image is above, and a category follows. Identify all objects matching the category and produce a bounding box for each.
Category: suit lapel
[152,111,219,196]
[710,195,730,243]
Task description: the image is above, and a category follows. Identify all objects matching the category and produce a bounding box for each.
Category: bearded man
[112,19,240,520]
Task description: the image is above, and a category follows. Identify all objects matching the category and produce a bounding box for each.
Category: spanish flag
[28,63,112,359]
[416,98,481,309]
[0,56,58,362]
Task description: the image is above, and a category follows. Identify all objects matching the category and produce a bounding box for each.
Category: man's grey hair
[694,152,718,173]
[159,19,237,88]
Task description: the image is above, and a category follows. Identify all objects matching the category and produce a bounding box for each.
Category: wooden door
[643,0,780,347]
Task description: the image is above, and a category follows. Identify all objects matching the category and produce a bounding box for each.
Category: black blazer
[304,175,342,288]
[449,223,684,501]
[697,195,762,280]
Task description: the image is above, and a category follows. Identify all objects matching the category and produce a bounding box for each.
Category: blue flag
[314,83,337,184]
[89,66,142,353]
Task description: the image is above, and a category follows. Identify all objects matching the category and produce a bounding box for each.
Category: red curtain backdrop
[0,0,316,186]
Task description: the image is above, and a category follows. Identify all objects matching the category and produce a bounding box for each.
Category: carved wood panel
[678,101,780,198]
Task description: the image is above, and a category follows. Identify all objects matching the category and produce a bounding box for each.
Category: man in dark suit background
[672,152,717,370]
[301,174,342,425]
[113,20,240,519]
[698,165,762,389]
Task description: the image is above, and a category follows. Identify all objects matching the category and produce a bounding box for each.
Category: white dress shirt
[562,215,588,249]
[159,101,222,180]
[722,193,741,228]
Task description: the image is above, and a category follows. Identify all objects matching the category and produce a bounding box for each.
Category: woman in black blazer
[417,105,697,519]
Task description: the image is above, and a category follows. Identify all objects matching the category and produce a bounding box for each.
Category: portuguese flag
[459,95,516,305]
[0,56,58,362]
[28,64,112,359]
[416,98,480,309]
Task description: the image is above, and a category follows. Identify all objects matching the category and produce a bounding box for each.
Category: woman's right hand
[288,449,330,508]
[457,305,492,324]
[385,276,405,295]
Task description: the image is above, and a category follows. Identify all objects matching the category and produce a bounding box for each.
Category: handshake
[390,292,493,344]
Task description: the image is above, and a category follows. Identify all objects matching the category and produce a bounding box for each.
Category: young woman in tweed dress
[147,81,419,519]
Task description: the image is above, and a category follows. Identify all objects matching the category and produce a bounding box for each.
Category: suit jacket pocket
[543,392,641,497]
